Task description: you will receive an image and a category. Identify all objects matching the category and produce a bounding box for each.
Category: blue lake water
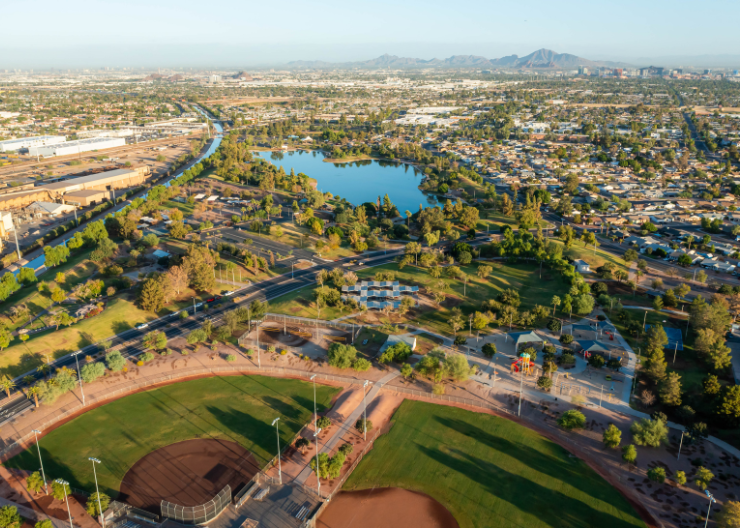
[253,150,443,214]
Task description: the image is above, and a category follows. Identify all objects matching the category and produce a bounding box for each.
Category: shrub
[352,358,371,372]
[454,335,467,346]
[557,410,586,430]
[547,319,561,333]
[226,354,236,362]
[136,360,144,367]
[537,376,552,390]
[622,444,637,465]
[105,350,126,372]
[482,343,497,357]
[588,354,605,368]
[355,418,373,433]
[694,466,714,490]
[180,311,188,319]
[327,343,358,369]
[675,470,686,486]
[603,424,622,448]
[432,383,445,395]
[317,416,331,430]
[631,418,669,448]
[280,349,287,355]
[141,352,155,363]
[80,362,106,383]
[560,334,574,345]
[559,353,576,366]
[648,466,666,483]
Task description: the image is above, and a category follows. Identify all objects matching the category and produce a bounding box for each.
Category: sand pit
[317,488,459,528]
[119,439,259,513]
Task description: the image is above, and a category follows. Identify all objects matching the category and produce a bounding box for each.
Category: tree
[352,358,371,372]
[694,466,714,491]
[573,294,595,315]
[551,295,561,316]
[165,265,188,296]
[675,471,686,487]
[557,410,586,430]
[50,287,66,304]
[623,249,638,262]
[0,376,14,398]
[182,244,217,291]
[652,296,664,311]
[621,444,637,465]
[718,386,740,425]
[26,385,41,408]
[537,376,553,390]
[603,424,622,448]
[105,350,126,372]
[482,343,497,357]
[716,501,740,528]
[51,480,70,501]
[401,363,414,380]
[477,265,492,280]
[26,471,45,494]
[80,362,105,383]
[327,343,357,369]
[86,492,110,517]
[355,418,372,434]
[444,353,475,381]
[648,467,666,483]
[139,276,166,312]
[187,329,207,348]
[659,372,682,406]
[317,416,331,430]
[631,417,669,447]
[50,312,74,331]
[143,331,167,351]
[0,505,21,528]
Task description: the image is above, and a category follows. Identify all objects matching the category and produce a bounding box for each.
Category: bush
[226,354,236,362]
[432,383,445,395]
[352,358,371,372]
[557,410,586,430]
[622,444,637,465]
[454,335,467,346]
[141,351,155,363]
[327,343,358,369]
[482,343,497,357]
[547,319,561,333]
[317,416,331,430]
[80,362,105,383]
[180,310,188,319]
[675,470,686,486]
[588,354,606,368]
[631,418,669,448]
[105,350,126,372]
[355,418,373,434]
[537,376,552,390]
[559,353,576,366]
[560,334,574,345]
[0,506,21,528]
[648,466,666,483]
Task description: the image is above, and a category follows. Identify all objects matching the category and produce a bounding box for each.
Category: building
[28,137,126,158]
[0,166,150,209]
[341,280,418,309]
[62,189,110,206]
[573,259,590,273]
[378,334,417,356]
[0,135,66,153]
[25,201,77,218]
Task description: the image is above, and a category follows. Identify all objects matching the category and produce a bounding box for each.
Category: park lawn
[160,199,196,216]
[549,239,628,272]
[344,401,646,528]
[477,212,551,232]
[268,285,351,321]
[0,295,154,377]
[4,376,339,496]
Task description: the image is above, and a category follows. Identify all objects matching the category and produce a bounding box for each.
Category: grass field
[4,376,339,496]
[344,401,646,528]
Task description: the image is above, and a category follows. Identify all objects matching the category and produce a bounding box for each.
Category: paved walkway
[0,496,80,528]
[294,370,399,485]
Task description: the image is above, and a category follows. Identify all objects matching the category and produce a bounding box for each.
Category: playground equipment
[511,353,534,376]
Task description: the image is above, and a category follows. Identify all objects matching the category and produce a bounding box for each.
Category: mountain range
[287,48,631,70]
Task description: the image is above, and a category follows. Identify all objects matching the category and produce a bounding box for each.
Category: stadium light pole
[310,375,317,434]
[314,428,322,497]
[271,418,282,485]
[32,429,48,494]
[72,351,85,406]
[89,458,105,528]
[704,490,716,528]
[55,479,74,528]
[362,380,370,441]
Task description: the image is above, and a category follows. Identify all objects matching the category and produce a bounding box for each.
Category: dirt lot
[316,488,459,528]
[118,438,259,513]
[244,321,353,359]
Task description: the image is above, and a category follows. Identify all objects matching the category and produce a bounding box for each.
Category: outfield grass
[344,401,646,528]
[4,376,339,496]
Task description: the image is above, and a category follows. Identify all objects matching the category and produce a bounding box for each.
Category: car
[358,261,366,266]
[206,297,216,303]
[136,323,149,330]
[223,291,235,297]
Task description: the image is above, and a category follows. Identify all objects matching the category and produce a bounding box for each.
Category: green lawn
[344,401,646,528]
[4,376,339,496]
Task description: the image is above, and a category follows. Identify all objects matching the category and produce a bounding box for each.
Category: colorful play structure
[511,353,534,375]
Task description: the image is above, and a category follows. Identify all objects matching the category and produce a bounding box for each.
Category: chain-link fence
[161,485,231,525]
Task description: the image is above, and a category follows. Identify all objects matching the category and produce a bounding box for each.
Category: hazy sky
[3,0,740,68]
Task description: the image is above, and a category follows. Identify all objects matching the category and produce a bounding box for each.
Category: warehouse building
[0,135,67,153]
[0,166,150,210]
[28,137,126,158]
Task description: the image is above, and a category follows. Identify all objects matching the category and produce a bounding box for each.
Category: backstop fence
[161,485,231,525]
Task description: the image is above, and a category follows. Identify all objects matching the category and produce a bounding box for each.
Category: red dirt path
[118,439,259,513]
[316,488,459,528]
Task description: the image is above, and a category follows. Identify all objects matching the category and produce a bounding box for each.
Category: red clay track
[316,488,459,528]
[118,439,258,513]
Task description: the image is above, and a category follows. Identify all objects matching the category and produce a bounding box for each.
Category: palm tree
[27,385,41,408]
[36,362,51,378]
[0,376,15,398]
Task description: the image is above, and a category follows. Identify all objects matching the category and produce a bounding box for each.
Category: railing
[381,385,515,416]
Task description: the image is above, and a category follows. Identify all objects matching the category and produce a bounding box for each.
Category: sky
[3,0,740,69]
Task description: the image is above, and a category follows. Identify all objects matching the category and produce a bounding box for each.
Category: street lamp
[31,429,48,494]
[192,296,196,314]
[310,375,317,434]
[703,490,716,528]
[72,352,85,405]
[55,479,74,528]
[313,428,322,496]
[89,458,105,528]
[362,380,370,441]
[271,418,282,484]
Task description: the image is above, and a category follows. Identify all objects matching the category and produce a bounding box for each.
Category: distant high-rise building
[578,66,589,75]
[704,69,712,75]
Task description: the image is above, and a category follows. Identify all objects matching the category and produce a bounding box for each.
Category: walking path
[294,370,399,486]
[0,496,81,528]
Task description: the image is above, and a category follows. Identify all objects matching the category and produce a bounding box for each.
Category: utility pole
[517,366,524,417]
[11,215,21,260]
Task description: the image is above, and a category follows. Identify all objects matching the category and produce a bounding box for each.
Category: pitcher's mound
[119,439,259,513]
[317,488,459,528]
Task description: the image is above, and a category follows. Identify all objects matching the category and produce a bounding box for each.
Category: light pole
[677,431,685,462]
[72,352,85,405]
[517,363,524,417]
[89,458,105,528]
[310,374,317,434]
[55,479,74,528]
[192,296,196,314]
[314,428,322,496]
[362,380,370,441]
[271,418,282,484]
[32,429,48,494]
[703,490,716,528]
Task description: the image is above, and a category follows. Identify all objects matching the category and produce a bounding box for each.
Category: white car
[223,291,235,297]
[136,323,149,330]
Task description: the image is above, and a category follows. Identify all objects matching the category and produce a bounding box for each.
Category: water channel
[253,150,443,214]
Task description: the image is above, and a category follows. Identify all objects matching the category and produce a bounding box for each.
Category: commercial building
[0,166,150,209]
[28,137,126,158]
[0,135,66,153]
[78,129,134,139]
[341,280,418,309]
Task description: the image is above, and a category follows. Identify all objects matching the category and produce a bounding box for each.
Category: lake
[252,150,443,214]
